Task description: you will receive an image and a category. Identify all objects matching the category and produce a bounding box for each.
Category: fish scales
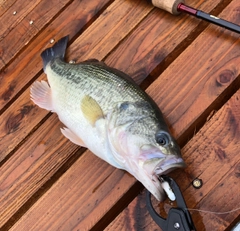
[30,36,185,201]
[49,59,148,112]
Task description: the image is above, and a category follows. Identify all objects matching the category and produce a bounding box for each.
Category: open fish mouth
[153,156,186,176]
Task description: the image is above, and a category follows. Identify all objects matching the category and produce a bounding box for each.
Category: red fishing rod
[147,0,240,34]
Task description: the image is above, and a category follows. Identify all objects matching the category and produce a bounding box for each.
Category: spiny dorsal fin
[81,95,104,126]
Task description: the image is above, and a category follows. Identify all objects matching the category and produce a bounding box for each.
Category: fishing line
[158,177,240,215]
[184,206,240,215]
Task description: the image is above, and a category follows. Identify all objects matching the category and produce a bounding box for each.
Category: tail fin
[41,35,69,72]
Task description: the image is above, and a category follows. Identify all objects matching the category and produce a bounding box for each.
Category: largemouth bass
[30,36,185,201]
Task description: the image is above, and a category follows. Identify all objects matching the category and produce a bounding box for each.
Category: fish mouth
[139,154,185,201]
[153,156,186,176]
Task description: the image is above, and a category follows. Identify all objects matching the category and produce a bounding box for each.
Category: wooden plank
[9,150,138,231]
[0,0,41,36]
[0,0,227,160]
[0,0,151,109]
[10,90,240,231]
[145,0,240,139]
[104,0,227,84]
[0,85,48,162]
[105,190,159,231]
[105,0,240,230]
[0,115,79,227]
[105,91,240,231]
[0,0,16,17]
[0,0,113,225]
[2,0,239,230]
[0,0,225,110]
[9,1,240,231]
[0,0,152,227]
[0,0,151,164]
[0,0,73,70]
[174,92,240,231]
[0,0,114,161]
[0,0,112,110]
[61,0,152,64]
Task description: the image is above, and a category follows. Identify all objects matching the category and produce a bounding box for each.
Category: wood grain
[0,0,116,161]
[0,0,113,225]
[175,91,240,231]
[0,85,48,161]
[106,0,240,230]
[67,0,152,62]
[0,0,153,227]
[0,0,112,110]
[105,90,240,231]
[0,114,80,227]
[0,0,41,40]
[0,0,74,70]
[9,150,137,231]
[0,0,239,230]
[0,1,17,17]
[146,0,240,139]
[10,1,240,230]
[104,0,226,84]
[0,0,153,165]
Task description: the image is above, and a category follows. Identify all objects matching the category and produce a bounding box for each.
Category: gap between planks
[0,0,75,71]
[139,0,235,91]
[1,0,240,229]
[0,0,154,228]
[105,0,240,229]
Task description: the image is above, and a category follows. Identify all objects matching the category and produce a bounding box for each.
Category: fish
[30,36,185,201]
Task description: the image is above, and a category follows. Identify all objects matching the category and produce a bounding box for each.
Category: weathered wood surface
[106,0,240,230]
[0,0,239,230]
[106,84,240,231]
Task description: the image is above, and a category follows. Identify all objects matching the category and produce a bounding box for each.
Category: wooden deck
[0,0,240,230]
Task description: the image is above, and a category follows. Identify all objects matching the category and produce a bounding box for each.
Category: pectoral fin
[30,81,53,111]
[81,95,104,126]
[60,127,86,147]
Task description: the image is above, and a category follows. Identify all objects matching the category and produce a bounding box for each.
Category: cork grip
[151,0,185,15]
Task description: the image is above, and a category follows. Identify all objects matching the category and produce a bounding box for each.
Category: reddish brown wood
[0,0,74,70]
[0,0,153,226]
[146,2,240,139]
[0,0,118,161]
[0,0,239,230]
[104,0,226,84]
[0,0,154,162]
[0,115,80,227]
[66,0,152,62]
[106,86,240,231]
[0,0,17,17]
[0,0,40,33]
[0,79,48,161]
[106,0,240,229]
[9,150,136,231]
[0,0,112,109]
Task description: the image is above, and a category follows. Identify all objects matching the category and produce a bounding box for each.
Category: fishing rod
[147,0,240,34]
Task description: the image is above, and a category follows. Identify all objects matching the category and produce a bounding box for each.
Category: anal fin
[61,127,86,147]
[30,81,53,111]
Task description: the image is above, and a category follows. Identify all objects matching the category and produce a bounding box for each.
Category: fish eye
[155,132,169,146]
[119,102,129,111]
